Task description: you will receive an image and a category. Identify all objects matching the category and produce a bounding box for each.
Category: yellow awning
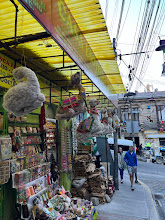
[0,0,125,107]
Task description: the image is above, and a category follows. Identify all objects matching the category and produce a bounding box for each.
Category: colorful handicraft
[61,124,73,172]
[62,96,79,110]
[77,116,94,134]
[76,98,104,143]
[56,72,87,120]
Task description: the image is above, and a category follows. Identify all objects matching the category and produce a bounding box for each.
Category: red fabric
[40,102,46,132]
[90,107,99,115]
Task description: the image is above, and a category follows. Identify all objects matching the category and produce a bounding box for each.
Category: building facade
[118,91,165,149]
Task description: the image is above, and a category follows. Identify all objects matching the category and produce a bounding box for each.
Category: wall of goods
[0,61,120,219]
[0,103,98,219]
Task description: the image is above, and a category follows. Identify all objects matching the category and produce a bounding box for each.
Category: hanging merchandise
[71,118,78,154]
[0,135,12,184]
[3,66,45,117]
[100,107,110,135]
[146,116,153,123]
[139,122,145,132]
[44,122,56,150]
[56,72,87,121]
[107,107,115,135]
[76,98,103,143]
[61,122,73,172]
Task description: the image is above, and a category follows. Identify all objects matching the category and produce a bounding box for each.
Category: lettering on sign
[24,0,46,13]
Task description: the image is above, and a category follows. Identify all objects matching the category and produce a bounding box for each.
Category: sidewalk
[96,173,159,220]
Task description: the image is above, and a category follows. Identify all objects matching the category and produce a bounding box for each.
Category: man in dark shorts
[124,146,137,191]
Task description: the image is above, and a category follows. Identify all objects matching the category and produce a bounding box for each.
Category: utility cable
[129,0,157,91]
[116,0,125,43]
[134,0,165,90]
[118,0,132,40]
[134,0,163,90]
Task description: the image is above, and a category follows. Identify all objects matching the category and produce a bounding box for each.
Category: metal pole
[105,135,109,180]
[130,100,134,143]
[114,129,119,190]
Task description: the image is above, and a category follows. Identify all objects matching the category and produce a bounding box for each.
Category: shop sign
[0,53,14,88]
[18,0,105,80]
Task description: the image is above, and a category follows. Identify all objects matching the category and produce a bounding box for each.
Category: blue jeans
[119,168,124,180]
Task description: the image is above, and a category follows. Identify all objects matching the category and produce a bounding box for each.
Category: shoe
[135,180,138,183]
[131,185,135,191]
[121,180,123,184]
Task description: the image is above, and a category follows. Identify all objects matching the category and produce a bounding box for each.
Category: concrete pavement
[96,173,159,220]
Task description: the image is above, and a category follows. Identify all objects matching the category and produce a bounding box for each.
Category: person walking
[118,147,126,184]
[138,144,143,157]
[124,146,137,191]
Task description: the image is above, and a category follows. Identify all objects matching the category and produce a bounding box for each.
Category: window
[159,138,165,146]
[157,105,165,121]
[121,107,129,122]
[121,106,139,121]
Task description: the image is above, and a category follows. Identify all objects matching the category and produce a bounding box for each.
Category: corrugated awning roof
[0,0,125,107]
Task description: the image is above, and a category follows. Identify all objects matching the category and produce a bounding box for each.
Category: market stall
[0,0,125,219]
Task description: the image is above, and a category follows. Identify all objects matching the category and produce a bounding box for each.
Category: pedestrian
[118,147,126,184]
[124,146,137,191]
[138,144,143,157]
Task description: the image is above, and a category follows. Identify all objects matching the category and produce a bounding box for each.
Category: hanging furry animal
[3,67,45,116]
[56,72,87,120]
[100,107,110,135]
[107,107,120,130]
[76,98,103,143]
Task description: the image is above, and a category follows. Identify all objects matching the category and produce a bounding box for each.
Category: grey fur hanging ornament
[3,66,45,116]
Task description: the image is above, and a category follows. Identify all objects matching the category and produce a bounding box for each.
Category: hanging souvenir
[56,72,87,120]
[3,67,45,116]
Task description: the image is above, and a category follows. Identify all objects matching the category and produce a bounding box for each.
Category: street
[137,160,165,220]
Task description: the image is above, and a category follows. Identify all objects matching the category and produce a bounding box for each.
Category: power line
[110,0,120,38]
[121,58,153,93]
[118,0,132,40]
[116,0,125,43]
[128,0,157,91]
[135,0,165,90]
[105,0,109,22]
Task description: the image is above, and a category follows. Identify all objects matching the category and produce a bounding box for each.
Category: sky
[99,0,165,93]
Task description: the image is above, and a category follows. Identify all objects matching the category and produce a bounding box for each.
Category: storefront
[0,0,125,219]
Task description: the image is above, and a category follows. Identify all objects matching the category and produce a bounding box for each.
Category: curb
[138,179,160,220]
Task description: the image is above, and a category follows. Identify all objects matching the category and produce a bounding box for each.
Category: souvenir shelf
[3,111,49,219]
[44,122,56,150]
[61,122,73,173]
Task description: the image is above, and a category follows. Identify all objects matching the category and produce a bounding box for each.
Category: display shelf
[22,133,42,136]
[29,112,40,115]
[23,142,42,146]
[8,121,40,126]
[28,187,47,200]
[8,133,42,136]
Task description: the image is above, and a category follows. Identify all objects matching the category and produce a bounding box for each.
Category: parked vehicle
[151,146,165,164]
[143,143,153,159]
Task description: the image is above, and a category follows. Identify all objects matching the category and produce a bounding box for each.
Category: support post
[105,135,109,180]
[114,129,119,190]
[130,100,134,143]
[50,82,52,104]
[63,51,65,68]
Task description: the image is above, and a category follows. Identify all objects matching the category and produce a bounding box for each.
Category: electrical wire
[129,0,157,91]
[121,58,153,93]
[135,0,165,90]
[110,0,120,38]
[133,1,165,91]
[105,0,109,22]
[135,0,161,88]
[116,0,125,43]
[118,0,132,40]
